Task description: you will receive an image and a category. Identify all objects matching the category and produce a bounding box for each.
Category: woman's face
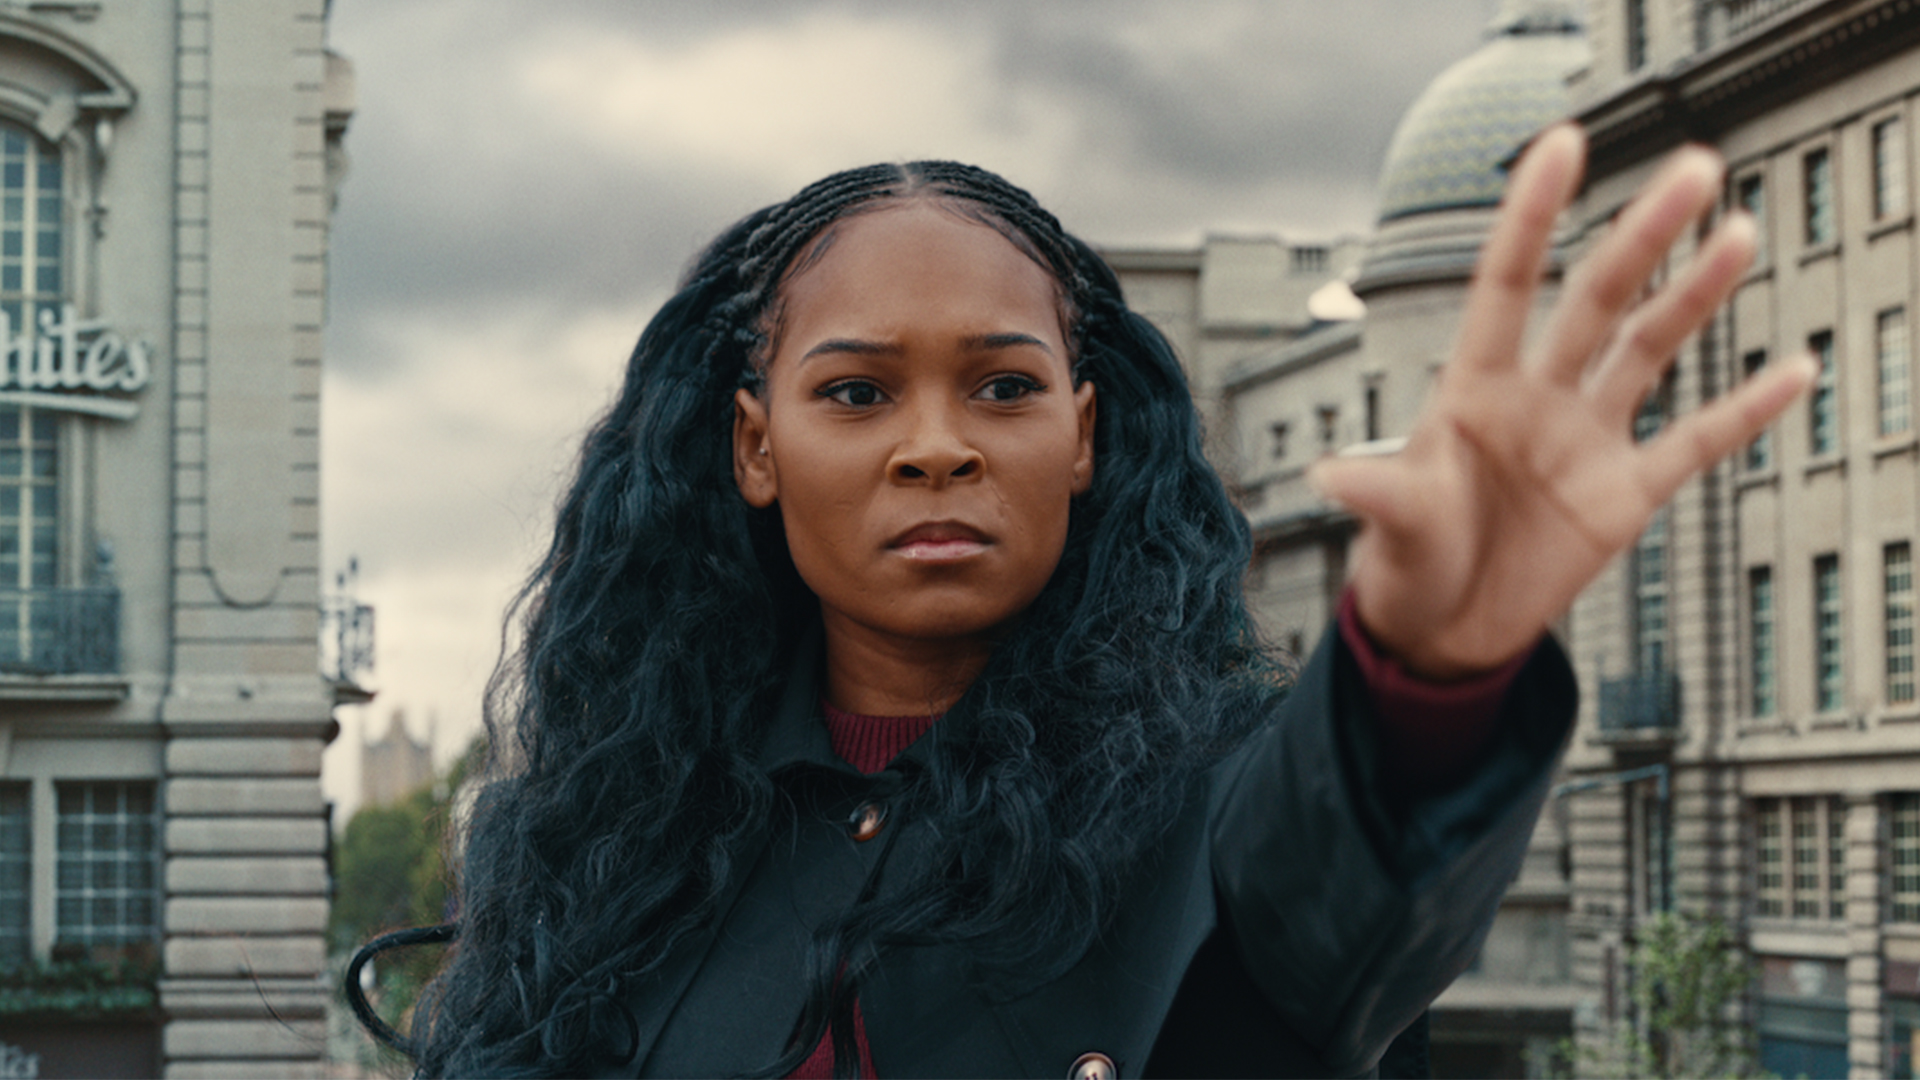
[733,200,1095,650]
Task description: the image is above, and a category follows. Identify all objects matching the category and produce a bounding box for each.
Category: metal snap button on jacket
[847,801,887,842]
[1068,1051,1115,1080]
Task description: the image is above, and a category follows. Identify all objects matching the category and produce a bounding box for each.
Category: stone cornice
[1578,0,1920,177]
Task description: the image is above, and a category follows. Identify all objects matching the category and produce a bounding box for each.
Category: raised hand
[1309,124,1816,680]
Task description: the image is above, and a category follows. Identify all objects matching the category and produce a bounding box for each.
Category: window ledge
[1742,262,1774,285]
[1736,467,1780,492]
[1808,711,1857,732]
[1873,434,1919,461]
[1869,214,1914,243]
[1804,454,1847,478]
[1749,923,1850,957]
[1878,707,1920,724]
[1799,241,1841,266]
[0,673,129,701]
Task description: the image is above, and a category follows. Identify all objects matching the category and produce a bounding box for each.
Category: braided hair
[397,162,1282,1077]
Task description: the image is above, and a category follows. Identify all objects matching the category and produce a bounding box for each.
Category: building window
[1289,245,1327,275]
[54,782,159,951]
[1737,172,1766,265]
[1894,792,1920,923]
[1316,405,1338,453]
[0,121,65,674]
[0,406,56,592]
[1634,786,1670,915]
[1364,383,1380,442]
[1268,421,1289,461]
[1793,799,1823,917]
[1751,566,1777,717]
[1755,796,1846,919]
[0,407,60,671]
[1882,308,1912,437]
[1,123,64,331]
[1633,384,1671,673]
[1626,0,1648,71]
[1804,147,1835,246]
[1828,802,1847,920]
[1744,350,1772,468]
[0,123,61,585]
[1809,330,1837,455]
[1635,508,1670,672]
[1890,543,1916,706]
[1874,117,1907,221]
[1757,798,1786,916]
[0,783,26,967]
[1815,554,1844,713]
[1634,378,1668,443]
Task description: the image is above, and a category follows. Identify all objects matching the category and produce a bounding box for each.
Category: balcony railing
[1699,0,1820,50]
[0,587,119,675]
[1597,669,1681,737]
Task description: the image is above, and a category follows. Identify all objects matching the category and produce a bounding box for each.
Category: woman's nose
[889,403,983,486]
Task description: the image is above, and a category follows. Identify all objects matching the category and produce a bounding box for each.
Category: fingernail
[1337,436,1407,458]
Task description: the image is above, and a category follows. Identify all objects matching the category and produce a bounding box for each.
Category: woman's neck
[819,608,994,716]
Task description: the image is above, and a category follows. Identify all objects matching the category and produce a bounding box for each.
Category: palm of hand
[1312,125,1815,680]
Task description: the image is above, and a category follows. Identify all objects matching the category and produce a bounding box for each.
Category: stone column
[1848,794,1886,1079]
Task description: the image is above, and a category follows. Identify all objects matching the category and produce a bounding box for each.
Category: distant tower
[360,709,435,807]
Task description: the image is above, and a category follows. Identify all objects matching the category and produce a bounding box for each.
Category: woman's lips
[889,522,991,561]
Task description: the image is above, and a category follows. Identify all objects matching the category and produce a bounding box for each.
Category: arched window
[0,18,133,677]
[0,119,62,669]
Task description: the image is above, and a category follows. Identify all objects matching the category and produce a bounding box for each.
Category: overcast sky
[316,0,1511,816]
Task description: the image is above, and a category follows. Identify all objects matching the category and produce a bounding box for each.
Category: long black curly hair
[385,161,1286,1077]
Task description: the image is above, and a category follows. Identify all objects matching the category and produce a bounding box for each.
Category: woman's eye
[821,381,885,407]
[978,375,1044,402]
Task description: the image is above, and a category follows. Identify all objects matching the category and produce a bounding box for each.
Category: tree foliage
[330,736,482,1035]
[1574,912,1766,1079]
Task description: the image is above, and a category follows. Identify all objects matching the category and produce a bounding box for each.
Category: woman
[352,126,1810,1077]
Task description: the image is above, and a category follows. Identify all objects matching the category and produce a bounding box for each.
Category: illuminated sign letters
[0,303,151,420]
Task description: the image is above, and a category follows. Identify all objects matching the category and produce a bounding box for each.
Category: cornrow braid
[392,161,1277,1079]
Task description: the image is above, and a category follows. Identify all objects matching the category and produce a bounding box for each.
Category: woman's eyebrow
[798,332,1053,363]
[800,338,899,363]
[966,332,1053,354]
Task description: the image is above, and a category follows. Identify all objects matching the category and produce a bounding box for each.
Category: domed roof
[1373,0,1588,224]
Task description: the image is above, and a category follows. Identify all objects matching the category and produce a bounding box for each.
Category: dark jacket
[601,622,1576,1078]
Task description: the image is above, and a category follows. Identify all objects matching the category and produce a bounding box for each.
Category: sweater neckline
[819,699,939,775]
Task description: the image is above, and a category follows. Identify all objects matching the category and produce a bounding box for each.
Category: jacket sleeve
[1208,621,1577,1077]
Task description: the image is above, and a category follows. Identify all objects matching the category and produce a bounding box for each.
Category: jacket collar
[755,617,968,777]
[756,619,847,773]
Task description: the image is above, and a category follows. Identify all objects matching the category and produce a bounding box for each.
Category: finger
[1636,352,1817,501]
[1535,145,1725,387]
[1587,210,1757,421]
[1452,123,1587,377]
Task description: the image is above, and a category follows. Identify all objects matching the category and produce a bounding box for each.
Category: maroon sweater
[787,594,1528,1078]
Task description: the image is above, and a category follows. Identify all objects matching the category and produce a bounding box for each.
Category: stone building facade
[1563,1,1920,1076]
[0,3,351,1077]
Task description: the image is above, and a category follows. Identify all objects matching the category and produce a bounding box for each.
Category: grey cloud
[325,0,1509,377]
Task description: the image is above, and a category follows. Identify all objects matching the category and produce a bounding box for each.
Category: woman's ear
[1071,380,1096,495]
[733,388,778,508]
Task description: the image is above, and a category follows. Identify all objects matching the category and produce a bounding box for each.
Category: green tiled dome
[1375,1,1587,224]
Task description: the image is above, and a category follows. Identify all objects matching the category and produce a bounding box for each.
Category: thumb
[1308,453,1420,531]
